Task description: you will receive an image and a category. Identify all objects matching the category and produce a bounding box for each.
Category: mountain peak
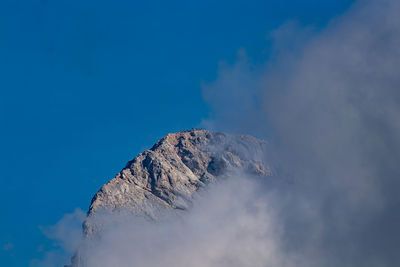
[83,129,270,236]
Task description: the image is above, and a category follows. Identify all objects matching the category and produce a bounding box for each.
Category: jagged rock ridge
[67,129,271,267]
[84,129,271,236]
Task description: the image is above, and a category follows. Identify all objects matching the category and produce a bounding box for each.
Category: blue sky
[0,0,354,266]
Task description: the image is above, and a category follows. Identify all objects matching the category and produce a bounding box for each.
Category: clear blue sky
[0,0,354,266]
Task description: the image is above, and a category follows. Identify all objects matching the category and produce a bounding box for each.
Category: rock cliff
[84,129,270,235]
[68,129,270,266]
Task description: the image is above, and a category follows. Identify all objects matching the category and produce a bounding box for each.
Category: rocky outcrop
[67,129,270,267]
[84,129,270,236]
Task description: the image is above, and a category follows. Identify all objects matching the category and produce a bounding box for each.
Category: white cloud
[202,0,400,266]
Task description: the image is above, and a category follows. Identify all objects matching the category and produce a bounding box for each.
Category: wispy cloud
[30,209,85,267]
[203,0,400,265]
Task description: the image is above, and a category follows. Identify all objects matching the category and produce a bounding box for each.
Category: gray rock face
[83,129,270,236]
[66,129,271,267]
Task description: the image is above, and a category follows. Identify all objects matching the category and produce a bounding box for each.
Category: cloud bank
[203,0,400,266]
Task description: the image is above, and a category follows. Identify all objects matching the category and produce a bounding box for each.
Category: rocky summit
[68,129,270,266]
